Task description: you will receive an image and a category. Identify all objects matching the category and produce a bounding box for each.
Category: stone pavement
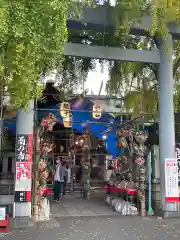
[50,194,118,217]
[2,194,180,240]
[2,216,180,240]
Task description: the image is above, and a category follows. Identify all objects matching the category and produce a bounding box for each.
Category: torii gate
[15,5,177,217]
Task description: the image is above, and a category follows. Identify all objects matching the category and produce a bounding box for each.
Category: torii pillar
[14,101,34,218]
[159,34,177,213]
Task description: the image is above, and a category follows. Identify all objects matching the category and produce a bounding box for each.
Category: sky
[84,0,116,95]
[44,62,110,96]
[85,0,115,95]
[85,62,109,95]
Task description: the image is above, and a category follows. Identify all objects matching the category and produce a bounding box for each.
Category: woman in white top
[53,160,61,201]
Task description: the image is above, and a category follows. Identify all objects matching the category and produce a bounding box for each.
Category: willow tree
[105,0,180,115]
[106,39,180,115]
[0,1,73,109]
[1,0,179,109]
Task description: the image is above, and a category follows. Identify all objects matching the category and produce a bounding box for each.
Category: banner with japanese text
[165,158,179,202]
[14,134,33,202]
[176,147,180,196]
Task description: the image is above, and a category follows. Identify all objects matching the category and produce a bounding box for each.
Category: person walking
[58,161,67,200]
[53,159,61,201]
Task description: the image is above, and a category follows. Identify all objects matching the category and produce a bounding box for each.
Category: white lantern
[63,112,72,128]
[92,104,102,119]
[60,102,70,118]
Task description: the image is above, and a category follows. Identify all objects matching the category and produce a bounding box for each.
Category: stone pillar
[159,34,176,212]
[2,156,8,174]
[14,101,34,218]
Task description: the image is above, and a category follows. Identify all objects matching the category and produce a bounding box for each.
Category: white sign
[165,158,179,202]
[15,162,32,191]
[176,148,180,195]
[0,207,6,220]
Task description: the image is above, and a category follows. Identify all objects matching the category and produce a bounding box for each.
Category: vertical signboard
[165,158,179,202]
[14,134,33,203]
[176,147,180,196]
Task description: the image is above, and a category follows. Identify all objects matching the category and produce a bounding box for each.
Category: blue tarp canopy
[4,97,157,157]
[38,97,120,157]
[4,97,121,157]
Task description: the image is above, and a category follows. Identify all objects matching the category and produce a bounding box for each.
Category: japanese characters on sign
[16,135,29,162]
[15,134,33,202]
[15,134,32,163]
[15,162,32,191]
[165,158,179,202]
[176,147,180,195]
[16,162,31,180]
[14,191,31,202]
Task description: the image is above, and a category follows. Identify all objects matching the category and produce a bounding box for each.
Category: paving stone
[4,195,180,239]
[49,195,118,218]
[3,216,180,240]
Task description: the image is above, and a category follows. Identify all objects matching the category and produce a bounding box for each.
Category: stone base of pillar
[151,178,180,218]
[159,211,180,218]
[151,178,161,213]
[14,202,31,217]
[11,217,34,229]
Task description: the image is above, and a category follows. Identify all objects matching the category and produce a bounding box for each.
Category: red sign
[14,134,33,201]
[165,158,179,203]
[166,162,176,167]
[15,162,31,181]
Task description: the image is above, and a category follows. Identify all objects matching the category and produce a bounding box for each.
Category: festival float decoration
[81,127,91,199]
[133,128,149,217]
[92,104,102,119]
[35,113,57,221]
[104,124,149,216]
[104,127,138,215]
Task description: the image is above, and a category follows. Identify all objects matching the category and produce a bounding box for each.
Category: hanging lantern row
[60,101,102,125]
[92,104,102,119]
[60,102,72,128]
